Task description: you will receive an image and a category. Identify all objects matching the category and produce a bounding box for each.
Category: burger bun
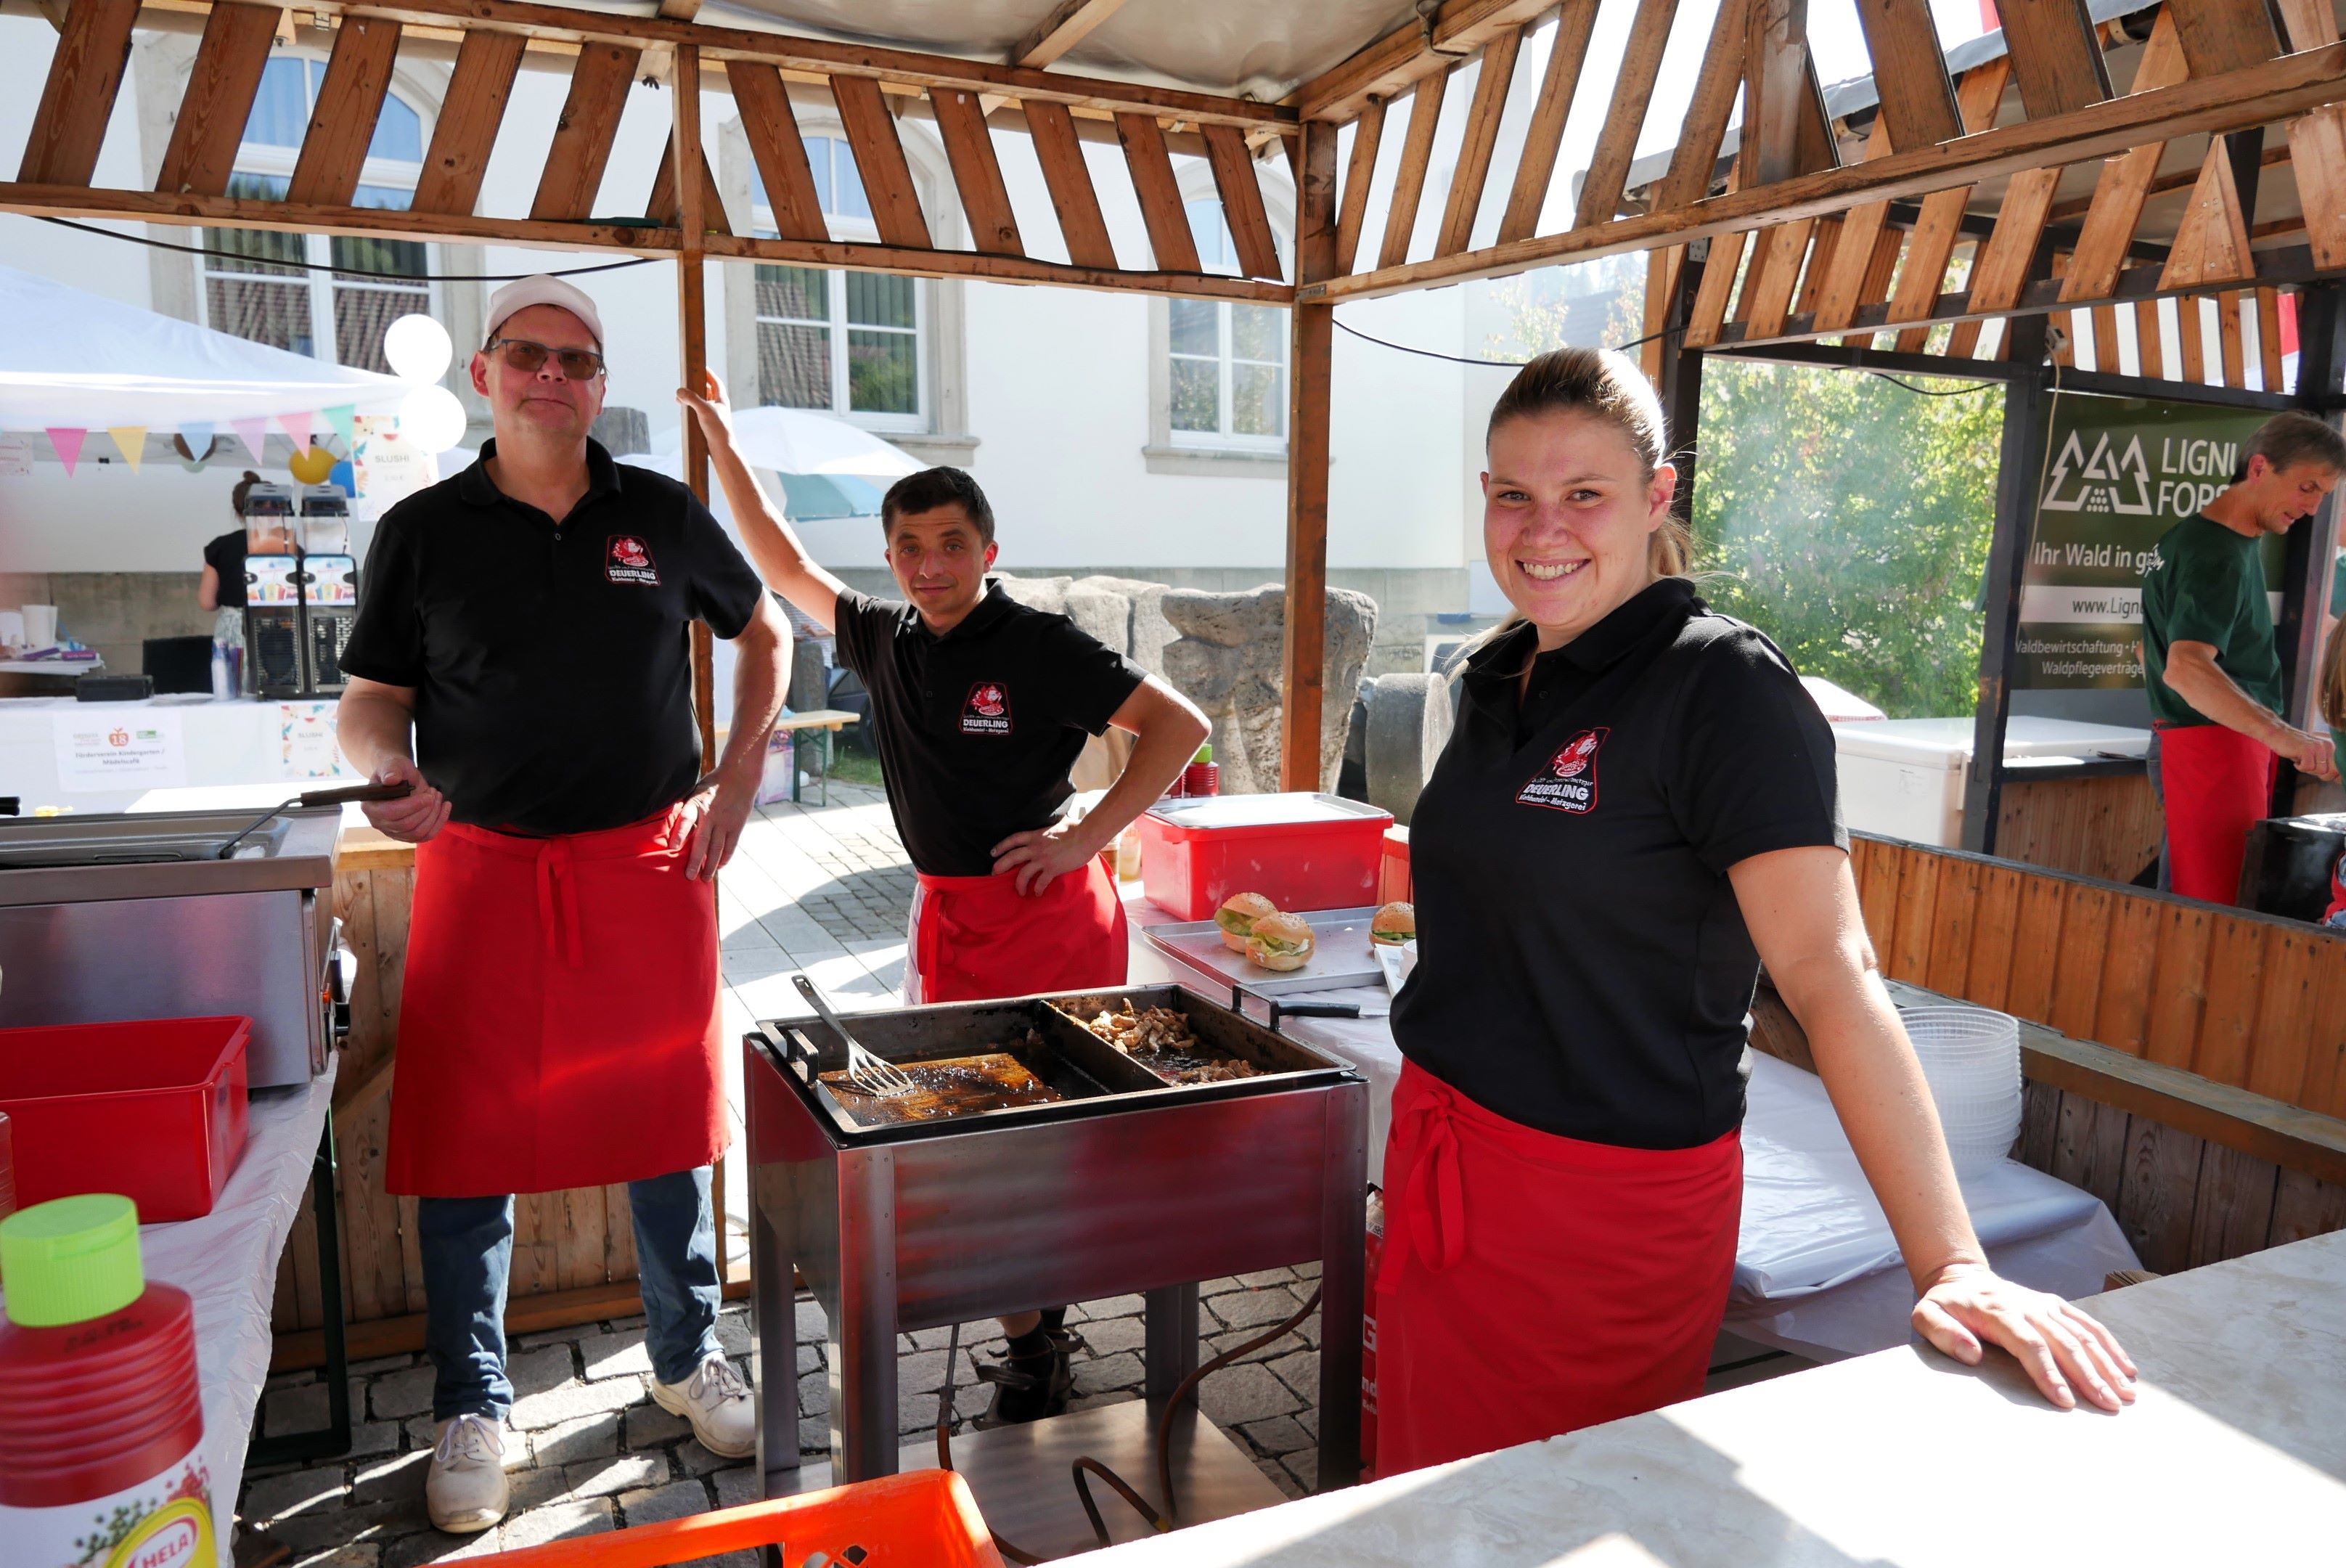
[1245,911,1315,972]
[1370,902,1415,945]
[1217,891,1280,952]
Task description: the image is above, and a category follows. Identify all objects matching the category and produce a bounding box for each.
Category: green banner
[2016,392,2283,690]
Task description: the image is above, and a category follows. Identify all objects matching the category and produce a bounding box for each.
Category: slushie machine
[239,481,360,698]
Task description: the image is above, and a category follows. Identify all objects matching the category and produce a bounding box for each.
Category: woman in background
[196,471,263,661]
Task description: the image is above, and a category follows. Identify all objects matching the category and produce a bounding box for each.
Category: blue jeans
[418,1165,723,1421]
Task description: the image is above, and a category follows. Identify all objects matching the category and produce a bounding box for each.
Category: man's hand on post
[362,755,451,844]
[2284,726,2342,783]
[681,767,757,881]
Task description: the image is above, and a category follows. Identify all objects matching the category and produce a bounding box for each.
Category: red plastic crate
[1378,825,1411,906]
[1135,792,1393,919]
[0,1017,251,1222]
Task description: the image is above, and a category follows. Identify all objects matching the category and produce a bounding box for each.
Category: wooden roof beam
[1298,45,2346,303]
[1297,0,1556,123]
[1012,0,1132,69]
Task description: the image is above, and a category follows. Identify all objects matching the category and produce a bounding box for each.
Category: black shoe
[972,1339,1074,1428]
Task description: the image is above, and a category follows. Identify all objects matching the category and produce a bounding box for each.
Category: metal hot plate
[753,985,1354,1146]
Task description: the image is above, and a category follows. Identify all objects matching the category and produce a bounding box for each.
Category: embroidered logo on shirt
[1518,727,1609,814]
[606,535,659,586]
[961,681,1013,736]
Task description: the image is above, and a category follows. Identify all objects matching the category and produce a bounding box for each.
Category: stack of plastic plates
[1899,1004,2024,1174]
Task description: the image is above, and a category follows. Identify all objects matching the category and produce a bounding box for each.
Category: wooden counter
[1063,1230,2346,1564]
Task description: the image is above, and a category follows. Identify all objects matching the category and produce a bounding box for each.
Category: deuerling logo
[606,535,659,586]
[1518,727,1609,814]
[961,681,1013,735]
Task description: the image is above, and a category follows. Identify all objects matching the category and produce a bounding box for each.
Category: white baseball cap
[483,274,605,349]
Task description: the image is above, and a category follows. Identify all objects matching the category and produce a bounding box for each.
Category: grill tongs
[790,972,916,1099]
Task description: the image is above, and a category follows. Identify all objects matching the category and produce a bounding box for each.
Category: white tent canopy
[0,263,408,434]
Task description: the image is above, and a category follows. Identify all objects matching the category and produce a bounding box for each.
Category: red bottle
[0,1194,213,1568]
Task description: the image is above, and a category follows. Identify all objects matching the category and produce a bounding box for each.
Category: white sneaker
[425,1413,511,1534]
[651,1352,756,1459]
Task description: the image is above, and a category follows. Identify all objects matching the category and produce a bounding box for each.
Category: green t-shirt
[2138,515,2284,728]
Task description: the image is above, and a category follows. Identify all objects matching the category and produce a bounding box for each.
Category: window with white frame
[1168,198,1287,450]
[200,57,433,374]
[749,136,924,430]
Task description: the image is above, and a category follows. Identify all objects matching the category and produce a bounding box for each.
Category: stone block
[242,1466,349,1525]
[1208,1287,1301,1330]
[1071,1294,1145,1321]
[577,1333,653,1381]
[349,1450,433,1507]
[291,1546,380,1568]
[1077,576,1177,673]
[504,1466,573,1513]
[262,1498,428,1557]
[1195,1363,1301,1428]
[369,1368,437,1422]
[1238,1268,1298,1289]
[510,1375,643,1432]
[1262,1348,1320,1403]
[563,1453,669,1499]
[1365,672,1453,825]
[1072,1351,1145,1396]
[616,1479,710,1527]
[796,1370,829,1417]
[498,1498,614,1551]
[384,1529,504,1568]
[1279,1450,1317,1493]
[624,1402,692,1450]
[507,1345,576,1400]
[533,1410,622,1466]
[711,1464,762,1511]
[1162,585,1377,792]
[795,1297,827,1342]
[1076,1316,1146,1357]
[350,1354,417,1376]
[1067,1389,1139,1413]
[677,1441,735,1477]
[1238,1415,1314,1456]
[992,574,1073,617]
[263,1384,330,1436]
[348,1421,402,1458]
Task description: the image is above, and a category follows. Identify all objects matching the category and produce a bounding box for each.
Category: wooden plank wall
[1995,772,2164,886]
[269,849,642,1336]
[1850,833,2346,1122]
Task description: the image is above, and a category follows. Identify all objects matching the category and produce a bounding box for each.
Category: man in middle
[679,374,1209,1423]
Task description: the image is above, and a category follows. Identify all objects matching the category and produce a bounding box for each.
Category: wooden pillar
[1962,311,2051,855]
[1279,121,1338,792]
[1655,253,1705,524]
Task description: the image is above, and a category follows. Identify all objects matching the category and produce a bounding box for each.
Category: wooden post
[1280,121,1338,792]
[1962,310,2052,855]
[1656,255,1706,519]
[673,43,727,1283]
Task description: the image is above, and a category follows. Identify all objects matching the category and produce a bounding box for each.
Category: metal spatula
[792,973,916,1098]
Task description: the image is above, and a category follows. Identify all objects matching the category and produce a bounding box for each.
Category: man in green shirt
[2140,411,2346,903]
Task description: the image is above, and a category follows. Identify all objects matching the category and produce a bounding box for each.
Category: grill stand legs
[831,1146,900,1483]
[1315,1088,1368,1490]
[1144,1283,1201,1400]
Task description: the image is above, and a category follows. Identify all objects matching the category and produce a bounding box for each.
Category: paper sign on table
[55,709,187,790]
[277,702,347,780]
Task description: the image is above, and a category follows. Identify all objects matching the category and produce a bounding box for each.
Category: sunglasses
[484,338,607,380]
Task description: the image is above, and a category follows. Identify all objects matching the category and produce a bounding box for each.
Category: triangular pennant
[231,418,269,463]
[323,404,356,446]
[2159,146,2255,290]
[179,421,215,459]
[107,426,146,473]
[46,428,85,476]
[278,410,313,450]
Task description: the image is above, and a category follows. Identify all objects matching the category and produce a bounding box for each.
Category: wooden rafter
[725,61,827,243]
[1203,122,1283,281]
[1379,65,1451,270]
[529,41,639,221]
[1011,0,1132,69]
[20,0,139,186]
[1497,0,1599,245]
[1024,99,1117,269]
[644,128,730,237]
[1332,96,1386,276]
[2258,287,2286,387]
[1641,0,1749,360]
[2164,0,2281,77]
[288,15,404,208]
[1888,59,2011,351]
[1577,0,1678,228]
[2135,295,2166,376]
[1116,110,1200,272]
[1435,25,1522,258]
[2281,0,2346,269]
[832,74,933,248]
[1811,114,1897,334]
[931,86,1023,256]
[1996,0,2115,118]
[412,29,526,216]
[2161,147,2257,289]
[156,1,280,199]
[1298,0,1554,123]
[2060,11,2190,300]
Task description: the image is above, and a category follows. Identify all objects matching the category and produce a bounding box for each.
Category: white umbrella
[652,406,922,478]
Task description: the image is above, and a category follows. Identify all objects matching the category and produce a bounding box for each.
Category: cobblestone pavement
[240,1272,1328,1565]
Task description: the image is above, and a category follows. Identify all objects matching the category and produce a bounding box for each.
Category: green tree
[1688,361,2002,718]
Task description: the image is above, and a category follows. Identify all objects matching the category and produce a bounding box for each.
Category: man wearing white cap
[335,275,787,1532]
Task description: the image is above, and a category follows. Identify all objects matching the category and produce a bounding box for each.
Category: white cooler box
[1833,716,2150,846]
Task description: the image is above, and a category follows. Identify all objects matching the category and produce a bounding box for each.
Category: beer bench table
[772,709,859,806]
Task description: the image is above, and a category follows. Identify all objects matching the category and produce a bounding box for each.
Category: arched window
[1168,199,1286,451]
[199,57,433,374]
[748,135,925,430]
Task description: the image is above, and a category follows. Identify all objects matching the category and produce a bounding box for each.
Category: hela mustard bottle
[0,1195,213,1568]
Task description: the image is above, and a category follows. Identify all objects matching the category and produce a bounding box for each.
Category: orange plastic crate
[467,1472,1002,1568]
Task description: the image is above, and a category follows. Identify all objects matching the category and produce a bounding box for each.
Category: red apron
[904,859,1127,1004]
[1375,1061,1742,1477]
[2156,721,2276,905]
[386,806,727,1198]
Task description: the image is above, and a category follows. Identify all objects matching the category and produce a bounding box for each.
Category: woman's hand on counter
[362,756,451,844]
[1911,1261,2138,1412]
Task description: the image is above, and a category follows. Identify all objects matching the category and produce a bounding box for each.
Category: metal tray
[1140,905,1390,1000]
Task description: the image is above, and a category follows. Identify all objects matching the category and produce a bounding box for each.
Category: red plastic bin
[467,1471,1004,1567]
[1135,792,1394,919]
[0,1017,251,1222]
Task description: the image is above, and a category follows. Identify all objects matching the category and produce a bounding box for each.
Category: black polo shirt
[833,583,1145,876]
[203,529,249,608]
[1390,579,1844,1149]
[338,438,767,836]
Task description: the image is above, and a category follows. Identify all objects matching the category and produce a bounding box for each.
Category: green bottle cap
[0,1194,144,1328]
[1193,743,1214,764]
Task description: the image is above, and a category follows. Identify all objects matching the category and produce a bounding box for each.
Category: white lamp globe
[383,314,454,385]
[398,384,470,453]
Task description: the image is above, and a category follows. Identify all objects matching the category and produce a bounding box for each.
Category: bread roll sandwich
[1216,891,1280,953]
[1370,902,1415,946]
[1245,911,1315,971]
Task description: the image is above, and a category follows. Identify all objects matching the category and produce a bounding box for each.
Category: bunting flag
[107,426,147,473]
[179,422,215,460]
[46,427,85,477]
[230,418,269,463]
[322,404,357,446]
[278,410,314,450]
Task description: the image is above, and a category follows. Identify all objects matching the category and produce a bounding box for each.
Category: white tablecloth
[0,1063,339,1567]
[1132,918,2142,1363]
